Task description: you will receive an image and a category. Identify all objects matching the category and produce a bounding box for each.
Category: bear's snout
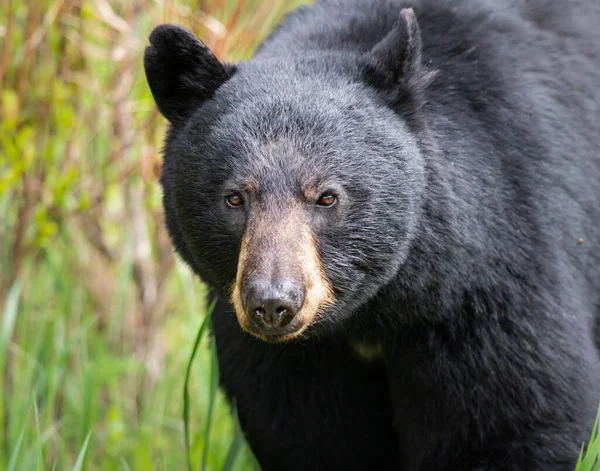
[242,277,305,332]
[230,208,334,342]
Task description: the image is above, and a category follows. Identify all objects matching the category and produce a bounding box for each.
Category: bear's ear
[144,24,235,124]
[367,8,433,101]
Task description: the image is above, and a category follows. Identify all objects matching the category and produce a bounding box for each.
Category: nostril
[276,306,295,327]
[243,280,304,330]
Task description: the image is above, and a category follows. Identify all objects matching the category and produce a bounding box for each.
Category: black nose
[243,279,304,330]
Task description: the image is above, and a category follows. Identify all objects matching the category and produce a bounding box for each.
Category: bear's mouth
[247,322,313,344]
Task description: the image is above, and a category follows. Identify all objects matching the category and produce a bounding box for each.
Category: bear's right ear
[366,8,434,104]
[144,24,235,124]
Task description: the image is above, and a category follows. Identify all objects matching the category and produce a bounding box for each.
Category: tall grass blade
[220,404,244,471]
[119,457,132,471]
[577,445,585,469]
[0,278,22,461]
[7,422,26,471]
[71,431,91,471]
[32,392,44,471]
[576,403,600,471]
[0,279,21,352]
[183,298,217,471]
[589,405,600,446]
[200,331,220,471]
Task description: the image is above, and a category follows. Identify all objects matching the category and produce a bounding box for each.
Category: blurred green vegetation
[577,407,600,471]
[0,0,306,469]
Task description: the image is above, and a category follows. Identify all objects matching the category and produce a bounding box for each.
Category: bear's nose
[243,279,304,330]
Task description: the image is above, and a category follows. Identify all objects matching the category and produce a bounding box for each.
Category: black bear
[143,0,600,469]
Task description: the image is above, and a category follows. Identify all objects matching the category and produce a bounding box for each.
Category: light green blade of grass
[247,441,262,471]
[71,431,91,471]
[576,403,600,471]
[220,404,244,471]
[119,456,133,471]
[581,443,600,471]
[80,344,94,447]
[577,442,600,471]
[0,278,22,460]
[0,279,21,351]
[183,310,211,471]
[32,392,44,471]
[577,445,585,469]
[200,331,220,471]
[7,422,26,471]
[589,404,600,446]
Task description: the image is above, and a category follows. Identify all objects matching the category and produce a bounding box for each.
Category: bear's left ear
[366,8,433,102]
[144,24,236,124]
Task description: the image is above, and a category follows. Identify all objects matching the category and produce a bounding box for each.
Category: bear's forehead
[228,137,339,191]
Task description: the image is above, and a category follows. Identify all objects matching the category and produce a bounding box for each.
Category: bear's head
[144,9,433,342]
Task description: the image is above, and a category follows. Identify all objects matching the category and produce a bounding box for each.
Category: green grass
[1,239,247,470]
[577,406,600,471]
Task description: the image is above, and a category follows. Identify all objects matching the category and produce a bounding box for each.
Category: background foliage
[0,0,305,469]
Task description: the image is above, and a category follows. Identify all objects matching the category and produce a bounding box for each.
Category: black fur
[144,24,236,123]
[144,0,600,469]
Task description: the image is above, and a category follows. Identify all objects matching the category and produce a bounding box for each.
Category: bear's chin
[243,324,312,344]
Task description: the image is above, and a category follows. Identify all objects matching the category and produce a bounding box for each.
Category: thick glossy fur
[145,0,600,469]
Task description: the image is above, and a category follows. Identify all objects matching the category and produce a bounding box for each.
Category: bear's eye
[317,192,337,207]
[226,193,244,208]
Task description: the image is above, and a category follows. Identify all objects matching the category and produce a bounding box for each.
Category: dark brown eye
[226,193,244,208]
[317,192,337,207]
